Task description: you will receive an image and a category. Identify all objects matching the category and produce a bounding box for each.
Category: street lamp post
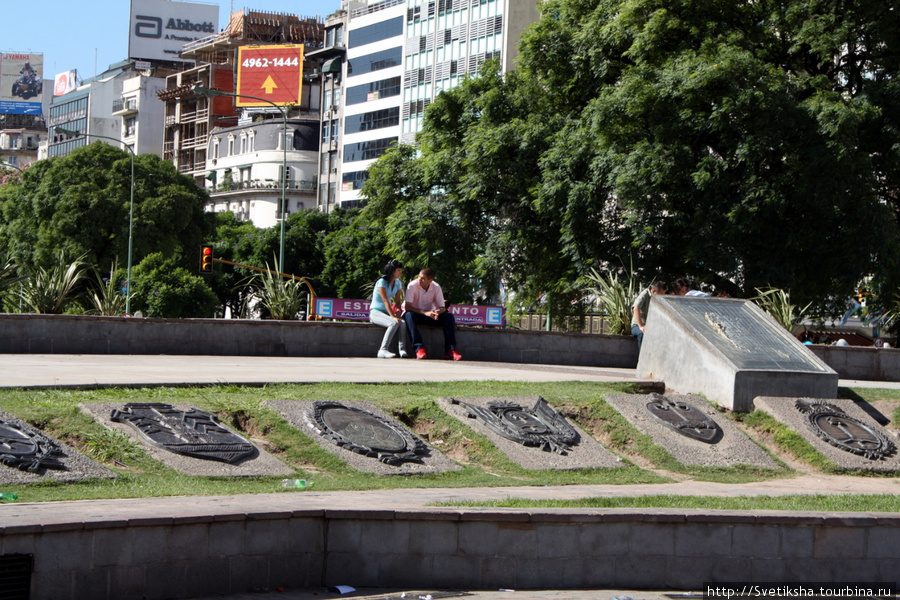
[192,85,288,271]
[54,126,136,315]
[0,162,24,172]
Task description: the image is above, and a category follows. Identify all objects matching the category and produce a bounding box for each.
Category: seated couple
[368,260,462,361]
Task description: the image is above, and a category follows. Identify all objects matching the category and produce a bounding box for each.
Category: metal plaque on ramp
[110,403,255,464]
[0,418,66,473]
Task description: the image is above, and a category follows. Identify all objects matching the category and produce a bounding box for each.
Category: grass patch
[0,382,894,504]
[734,409,844,473]
[561,395,791,483]
[431,494,900,512]
[0,381,675,502]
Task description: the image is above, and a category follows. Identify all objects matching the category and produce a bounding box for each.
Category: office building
[312,0,539,210]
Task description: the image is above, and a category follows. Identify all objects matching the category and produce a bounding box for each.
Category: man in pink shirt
[403,267,462,360]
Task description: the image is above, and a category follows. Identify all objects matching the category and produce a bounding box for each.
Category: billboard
[236,45,304,107]
[0,52,44,115]
[54,70,78,96]
[129,0,219,63]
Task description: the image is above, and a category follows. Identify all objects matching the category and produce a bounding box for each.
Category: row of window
[349,16,403,49]
[345,107,399,135]
[346,76,401,105]
[405,15,501,55]
[348,47,403,76]
[344,136,397,162]
[408,0,491,22]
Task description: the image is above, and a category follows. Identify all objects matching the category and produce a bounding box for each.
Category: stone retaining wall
[0,314,637,368]
[2,508,898,599]
[1,314,899,378]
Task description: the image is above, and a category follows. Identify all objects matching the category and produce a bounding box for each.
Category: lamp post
[192,85,288,271]
[54,126,136,315]
[0,162,24,172]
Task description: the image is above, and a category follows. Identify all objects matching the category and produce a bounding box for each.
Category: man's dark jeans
[403,311,457,352]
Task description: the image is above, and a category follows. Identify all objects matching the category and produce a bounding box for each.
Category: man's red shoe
[445,350,462,361]
[416,348,427,360]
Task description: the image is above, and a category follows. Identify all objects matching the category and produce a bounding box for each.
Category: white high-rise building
[313,0,539,210]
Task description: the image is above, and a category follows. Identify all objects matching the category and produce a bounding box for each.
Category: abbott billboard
[129,0,219,63]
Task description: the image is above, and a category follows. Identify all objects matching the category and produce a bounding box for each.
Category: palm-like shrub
[245,260,314,320]
[751,287,811,331]
[86,261,128,316]
[15,252,88,314]
[583,267,641,335]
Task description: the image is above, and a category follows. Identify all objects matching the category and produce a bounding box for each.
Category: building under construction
[158,9,324,185]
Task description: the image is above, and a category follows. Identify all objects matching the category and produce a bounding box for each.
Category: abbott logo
[135,15,163,38]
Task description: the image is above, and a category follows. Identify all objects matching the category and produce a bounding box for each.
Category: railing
[211,179,317,193]
[351,0,404,17]
[507,313,615,335]
[112,99,138,113]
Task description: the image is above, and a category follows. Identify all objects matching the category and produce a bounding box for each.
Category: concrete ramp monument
[637,296,838,411]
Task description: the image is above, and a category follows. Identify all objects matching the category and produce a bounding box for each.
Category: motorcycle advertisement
[0,52,44,115]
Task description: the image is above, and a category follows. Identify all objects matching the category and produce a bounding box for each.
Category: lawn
[0,381,897,511]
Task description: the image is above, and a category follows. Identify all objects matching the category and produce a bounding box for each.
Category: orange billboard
[236,45,304,107]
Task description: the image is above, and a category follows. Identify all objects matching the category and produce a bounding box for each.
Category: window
[346,77,401,105]
[334,88,342,108]
[324,89,332,110]
[343,136,397,162]
[227,136,234,156]
[345,108,399,134]
[322,122,330,142]
[347,47,402,76]
[332,119,340,139]
[342,170,369,190]
[348,17,403,48]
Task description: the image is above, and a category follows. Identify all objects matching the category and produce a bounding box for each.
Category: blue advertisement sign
[0,53,44,115]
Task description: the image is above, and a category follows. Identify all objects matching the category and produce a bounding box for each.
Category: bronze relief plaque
[796,399,896,460]
[645,393,721,443]
[449,397,579,454]
[0,419,66,473]
[308,401,426,465]
[110,402,255,464]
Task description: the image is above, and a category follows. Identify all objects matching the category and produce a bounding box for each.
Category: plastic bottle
[281,479,312,489]
[0,492,18,501]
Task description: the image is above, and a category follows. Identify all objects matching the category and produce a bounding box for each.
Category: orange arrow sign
[261,76,278,95]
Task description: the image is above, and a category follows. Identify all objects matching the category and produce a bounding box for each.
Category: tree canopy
[360,0,900,313]
[0,141,213,272]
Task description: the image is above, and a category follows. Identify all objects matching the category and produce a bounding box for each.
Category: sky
[2,0,341,81]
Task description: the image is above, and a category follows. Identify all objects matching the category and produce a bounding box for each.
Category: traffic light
[199,244,214,273]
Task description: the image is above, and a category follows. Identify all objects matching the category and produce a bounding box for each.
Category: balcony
[112,98,139,116]
[210,179,317,195]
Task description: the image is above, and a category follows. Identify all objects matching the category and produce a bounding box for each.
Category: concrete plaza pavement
[1,353,896,390]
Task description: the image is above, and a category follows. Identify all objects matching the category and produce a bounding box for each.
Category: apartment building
[0,112,47,170]
[47,62,170,159]
[313,0,539,210]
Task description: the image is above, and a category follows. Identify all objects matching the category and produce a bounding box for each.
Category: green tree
[319,210,386,299]
[361,0,900,317]
[530,0,899,305]
[0,142,213,273]
[128,253,217,318]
